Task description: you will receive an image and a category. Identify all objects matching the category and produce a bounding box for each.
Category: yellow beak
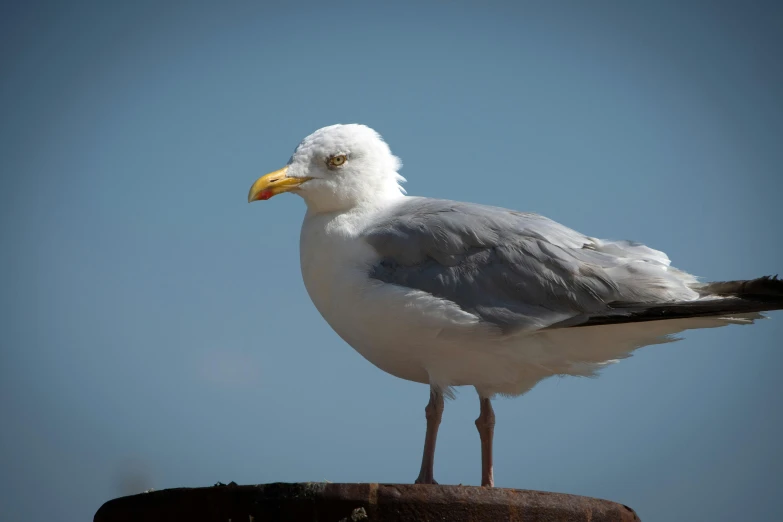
[247,166,312,202]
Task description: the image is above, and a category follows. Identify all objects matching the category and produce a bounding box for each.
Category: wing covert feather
[363,197,698,331]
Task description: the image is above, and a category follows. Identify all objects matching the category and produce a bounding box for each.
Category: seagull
[248,124,782,487]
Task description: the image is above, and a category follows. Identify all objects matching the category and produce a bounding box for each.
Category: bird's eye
[329,154,347,167]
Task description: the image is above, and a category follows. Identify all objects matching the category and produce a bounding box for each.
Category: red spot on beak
[258,190,272,201]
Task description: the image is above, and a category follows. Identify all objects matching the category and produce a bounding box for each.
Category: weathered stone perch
[94,482,641,522]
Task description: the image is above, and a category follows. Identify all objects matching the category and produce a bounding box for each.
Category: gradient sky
[1,2,782,521]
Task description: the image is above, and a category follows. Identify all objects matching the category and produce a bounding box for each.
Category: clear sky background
[1,2,782,521]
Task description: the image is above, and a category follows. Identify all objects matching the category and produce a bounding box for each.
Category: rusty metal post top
[94,482,641,522]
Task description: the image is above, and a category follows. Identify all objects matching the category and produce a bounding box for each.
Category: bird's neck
[300,176,405,215]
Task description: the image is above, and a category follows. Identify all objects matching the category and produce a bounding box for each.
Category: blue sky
[1,2,781,521]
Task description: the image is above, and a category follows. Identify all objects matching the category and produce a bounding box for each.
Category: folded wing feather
[363,197,704,331]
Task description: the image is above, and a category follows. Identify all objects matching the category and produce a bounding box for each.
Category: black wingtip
[699,274,783,300]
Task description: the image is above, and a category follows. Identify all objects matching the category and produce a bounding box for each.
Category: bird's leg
[414,387,444,485]
[475,397,495,487]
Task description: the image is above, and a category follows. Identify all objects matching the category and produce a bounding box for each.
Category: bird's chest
[298,216,378,324]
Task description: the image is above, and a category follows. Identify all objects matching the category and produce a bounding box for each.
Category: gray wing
[362,197,699,331]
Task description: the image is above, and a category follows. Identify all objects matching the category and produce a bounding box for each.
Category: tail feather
[564,275,783,328]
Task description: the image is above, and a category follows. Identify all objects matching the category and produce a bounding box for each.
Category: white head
[248,124,405,213]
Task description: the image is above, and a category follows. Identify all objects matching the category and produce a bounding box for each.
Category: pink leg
[475,397,495,487]
[415,388,444,485]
